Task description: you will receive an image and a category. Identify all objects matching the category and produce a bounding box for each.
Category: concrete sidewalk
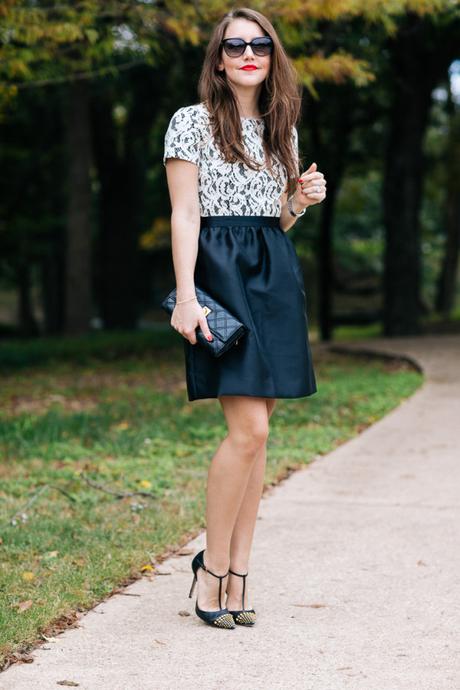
[1,335,459,690]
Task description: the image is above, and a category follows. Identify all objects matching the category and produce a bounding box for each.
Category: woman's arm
[164,157,213,344]
[165,158,201,300]
[279,189,301,233]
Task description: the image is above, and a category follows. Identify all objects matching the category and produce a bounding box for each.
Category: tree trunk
[91,68,158,330]
[40,233,65,334]
[435,104,460,315]
[307,87,352,341]
[383,14,460,335]
[91,102,140,330]
[64,80,93,335]
[17,261,39,336]
[318,181,337,342]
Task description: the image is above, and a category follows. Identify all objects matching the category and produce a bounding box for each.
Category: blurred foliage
[0,0,459,336]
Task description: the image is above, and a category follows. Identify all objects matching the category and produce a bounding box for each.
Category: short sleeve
[163,106,203,167]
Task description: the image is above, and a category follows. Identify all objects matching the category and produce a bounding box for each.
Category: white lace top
[163,102,298,217]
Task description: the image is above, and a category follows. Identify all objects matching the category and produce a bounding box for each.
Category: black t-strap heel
[226,568,256,626]
[189,549,235,629]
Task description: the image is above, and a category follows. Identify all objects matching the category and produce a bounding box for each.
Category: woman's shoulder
[167,102,210,130]
[163,103,210,167]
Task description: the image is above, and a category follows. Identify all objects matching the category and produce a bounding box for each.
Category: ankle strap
[228,568,248,577]
[201,563,230,580]
[199,550,229,580]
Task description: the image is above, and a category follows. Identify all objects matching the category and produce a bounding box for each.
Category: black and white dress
[163,102,317,401]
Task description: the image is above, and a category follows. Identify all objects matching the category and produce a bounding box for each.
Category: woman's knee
[227,418,269,457]
[219,396,270,456]
[230,430,268,457]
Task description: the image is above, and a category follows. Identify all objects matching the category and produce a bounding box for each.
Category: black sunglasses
[221,37,273,58]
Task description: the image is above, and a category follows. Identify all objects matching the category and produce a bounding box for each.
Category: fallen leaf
[175,547,193,556]
[138,479,152,489]
[17,599,33,612]
[153,565,172,575]
[10,651,34,663]
[112,421,130,431]
[22,571,35,582]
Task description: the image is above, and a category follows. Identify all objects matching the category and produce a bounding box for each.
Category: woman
[163,7,326,629]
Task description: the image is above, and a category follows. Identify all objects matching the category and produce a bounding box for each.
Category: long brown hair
[197,7,302,197]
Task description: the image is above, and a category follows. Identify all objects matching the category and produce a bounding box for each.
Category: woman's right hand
[171,299,213,345]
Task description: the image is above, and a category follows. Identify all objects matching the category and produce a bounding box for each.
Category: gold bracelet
[175,295,198,305]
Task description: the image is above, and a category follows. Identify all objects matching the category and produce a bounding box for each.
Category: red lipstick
[241,65,257,71]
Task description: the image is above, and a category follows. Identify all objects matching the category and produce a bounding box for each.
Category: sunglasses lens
[252,38,273,56]
[224,40,246,57]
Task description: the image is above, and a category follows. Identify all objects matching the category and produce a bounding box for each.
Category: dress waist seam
[200,215,281,228]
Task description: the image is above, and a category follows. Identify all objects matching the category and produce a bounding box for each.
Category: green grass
[0,339,423,668]
[0,328,173,371]
[330,323,383,341]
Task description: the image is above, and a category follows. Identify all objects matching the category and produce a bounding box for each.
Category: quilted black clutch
[160,285,249,358]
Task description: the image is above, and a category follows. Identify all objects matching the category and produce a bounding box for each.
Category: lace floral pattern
[163,102,298,217]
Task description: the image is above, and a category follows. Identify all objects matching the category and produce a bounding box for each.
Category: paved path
[2,335,459,690]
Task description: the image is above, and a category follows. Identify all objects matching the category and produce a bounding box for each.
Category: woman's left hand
[294,162,327,209]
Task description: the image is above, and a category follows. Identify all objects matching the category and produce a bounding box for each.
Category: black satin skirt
[183,215,317,402]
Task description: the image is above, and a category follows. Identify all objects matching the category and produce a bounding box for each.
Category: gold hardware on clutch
[202,305,211,317]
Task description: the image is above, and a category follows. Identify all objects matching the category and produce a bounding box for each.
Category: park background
[0,0,459,673]
[0,1,459,341]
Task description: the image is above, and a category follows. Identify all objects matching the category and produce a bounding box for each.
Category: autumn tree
[1,0,459,336]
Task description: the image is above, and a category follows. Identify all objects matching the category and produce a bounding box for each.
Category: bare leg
[224,398,277,611]
[195,395,271,612]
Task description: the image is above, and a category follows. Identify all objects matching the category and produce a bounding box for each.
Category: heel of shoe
[189,549,235,629]
[188,573,197,598]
